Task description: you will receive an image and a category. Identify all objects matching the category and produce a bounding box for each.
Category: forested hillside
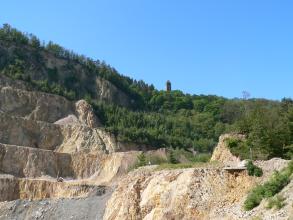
[1,24,293,159]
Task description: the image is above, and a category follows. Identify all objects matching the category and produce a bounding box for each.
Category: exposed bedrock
[0,176,106,202]
[0,143,103,179]
[0,143,140,184]
[0,86,101,127]
[103,167,256,220]
[0,113,117,153]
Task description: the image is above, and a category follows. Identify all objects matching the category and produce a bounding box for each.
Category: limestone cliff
[95,77,132,107]
[0,175,105,202]
[0,85,101,127]
[0,112,117,153]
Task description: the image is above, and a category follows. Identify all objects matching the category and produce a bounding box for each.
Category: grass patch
[171,148,211,163]
[155,163,195,170]
[251,217,262,220]
[128,152,168,171]
[148,154,168,165]
[244,160,293,211]
[266,195,286,210]
[155,161,218,171]
[130,149,212,172]
[190,153,211,163]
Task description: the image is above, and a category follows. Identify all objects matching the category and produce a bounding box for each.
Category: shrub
[244,185,265,210]
[194,138,215,152]
[284,144,293,159]
[1,59,26,80]
[227,138,239,148]
[191,153,211,163]
[147,155,167,165]
[244,160,293,210]
[246,160,263,177]
[226,138,250,160]
[47,67,59,82]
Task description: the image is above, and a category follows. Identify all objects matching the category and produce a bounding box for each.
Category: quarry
[0,75,292,220]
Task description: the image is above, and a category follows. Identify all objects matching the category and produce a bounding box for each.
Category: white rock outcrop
[210,133,245,166]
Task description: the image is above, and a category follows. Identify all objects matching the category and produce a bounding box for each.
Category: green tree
[169,151,178,164]
[137,152,147,167]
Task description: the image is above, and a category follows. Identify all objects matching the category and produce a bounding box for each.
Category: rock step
[0,175,106,202]
[0,143,141,186]
[0,85,75,123]
[0,85,101,127]
[0,143,103,179]
[0,113,116,153]
[0,75,30,91]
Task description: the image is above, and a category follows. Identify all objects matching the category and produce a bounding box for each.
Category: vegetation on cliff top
[1,24,293,159]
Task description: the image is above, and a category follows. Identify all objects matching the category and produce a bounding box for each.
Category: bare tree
[242,91,250,100]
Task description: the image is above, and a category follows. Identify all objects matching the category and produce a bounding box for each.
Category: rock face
[95,77,132,107]
[0,86,74,123]
[0,112,116,153]
[0,75,30,91]
[0,81,142,219]
[210,133,245,166]
[103,167,255,220]
[75,100,101,128]
[0,176,104,202]
[0,85,100,127]
[0,143,108,179]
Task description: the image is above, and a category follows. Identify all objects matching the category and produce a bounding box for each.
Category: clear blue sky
[1,0,293,99]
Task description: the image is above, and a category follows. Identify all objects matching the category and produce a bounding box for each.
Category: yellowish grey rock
[210,133,245,166]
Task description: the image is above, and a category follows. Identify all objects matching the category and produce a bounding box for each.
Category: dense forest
[1,24,293,160]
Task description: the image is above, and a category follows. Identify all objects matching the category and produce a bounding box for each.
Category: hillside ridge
[1,24,293,159]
